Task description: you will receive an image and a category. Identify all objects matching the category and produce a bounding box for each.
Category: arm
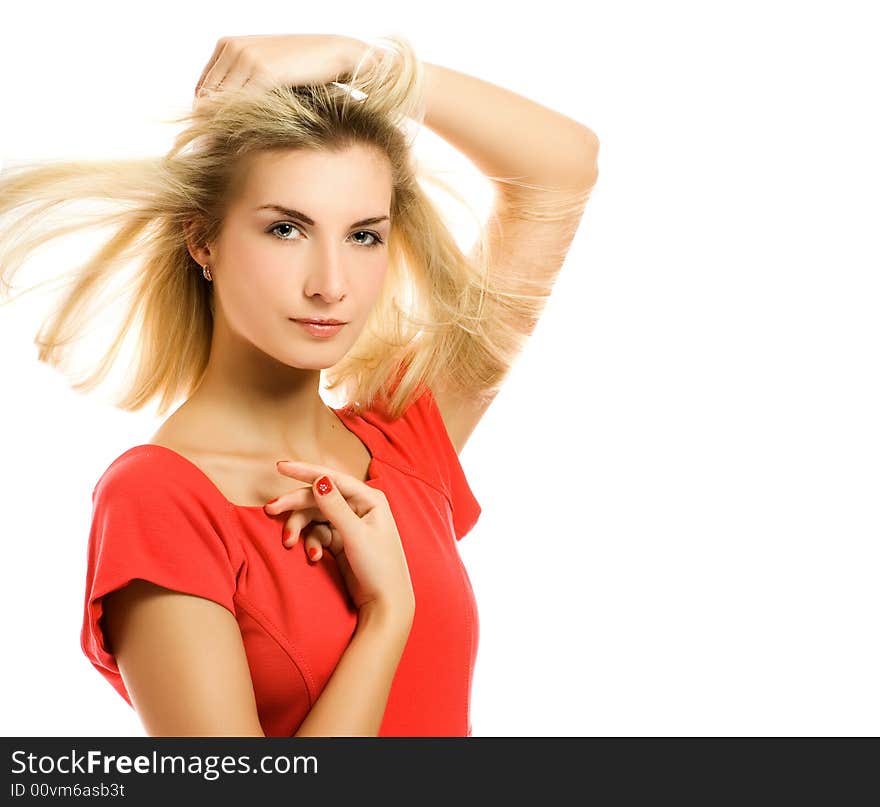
[294,601,411,737]
[417,61,600,451]
[421,60,599,193]
[102,580,265,736]
[103,582,411,737]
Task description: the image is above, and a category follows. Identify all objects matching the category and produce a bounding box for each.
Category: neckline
[128,405,378,512]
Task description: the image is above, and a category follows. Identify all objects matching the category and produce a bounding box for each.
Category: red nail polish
[308,546,319,559]
[316,475,332,495]
[282,527,291,543]
[266,497,279,505]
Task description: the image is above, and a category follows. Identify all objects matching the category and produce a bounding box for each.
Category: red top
[80,386,482,737]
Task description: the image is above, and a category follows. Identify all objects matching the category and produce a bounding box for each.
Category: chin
[279,342,349,369]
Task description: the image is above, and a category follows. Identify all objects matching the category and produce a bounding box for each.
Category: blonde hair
[0,34,592,421]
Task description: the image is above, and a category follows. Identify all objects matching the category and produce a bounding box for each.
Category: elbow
[579,131,600,188]
[555,129,599,191]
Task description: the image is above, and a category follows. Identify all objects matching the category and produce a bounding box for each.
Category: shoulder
[386,385,483,542]
[352,386,442,465]
[95,445,168,494]
[87,443,244,574]
[360,385,476,498]
[92,444,224,515]
[392,385,455,461]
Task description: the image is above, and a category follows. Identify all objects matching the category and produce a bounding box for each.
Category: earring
[202,264,213,281]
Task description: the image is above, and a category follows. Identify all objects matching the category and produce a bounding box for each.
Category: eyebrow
[255,204,390,228]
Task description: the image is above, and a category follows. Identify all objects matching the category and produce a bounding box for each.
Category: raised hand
[192,33,377,105]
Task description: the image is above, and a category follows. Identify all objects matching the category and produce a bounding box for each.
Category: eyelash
[268,222,385,248]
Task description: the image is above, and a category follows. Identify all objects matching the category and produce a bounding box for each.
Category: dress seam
[223,502,318,705]
[372,455,453,512]
[233,590,317,707]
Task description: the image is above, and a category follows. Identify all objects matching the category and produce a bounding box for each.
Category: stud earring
[202,264,212,281]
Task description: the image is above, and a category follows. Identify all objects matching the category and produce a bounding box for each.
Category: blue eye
[268,222,384,248]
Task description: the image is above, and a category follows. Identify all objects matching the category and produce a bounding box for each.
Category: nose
[303,242,347,302]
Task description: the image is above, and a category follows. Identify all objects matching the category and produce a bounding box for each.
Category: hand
[192,33,375,105]
[263,459,415,619]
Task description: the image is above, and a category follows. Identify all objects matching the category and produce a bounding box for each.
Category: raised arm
[412,59,599,452]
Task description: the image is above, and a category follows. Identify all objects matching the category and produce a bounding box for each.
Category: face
[200,143,393,370]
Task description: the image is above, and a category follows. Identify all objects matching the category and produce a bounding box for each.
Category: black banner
[2,737,878,802]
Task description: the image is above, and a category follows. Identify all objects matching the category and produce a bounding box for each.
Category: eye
[268,223,385,248]
[268,222,304,241]
[351,230,384,248]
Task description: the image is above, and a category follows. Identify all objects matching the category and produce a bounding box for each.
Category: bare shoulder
[102,580,264,736]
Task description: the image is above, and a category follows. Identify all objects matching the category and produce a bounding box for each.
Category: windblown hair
[0,34,592,420]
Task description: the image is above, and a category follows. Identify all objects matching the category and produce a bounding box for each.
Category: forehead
[236,145,393,205]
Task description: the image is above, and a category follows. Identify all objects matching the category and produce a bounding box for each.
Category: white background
[1,0,878,737]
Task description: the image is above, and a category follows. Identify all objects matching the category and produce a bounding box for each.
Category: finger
[280,509,320,548]
[276,460,379,514]
[194,37,228,96]
[264,484,314,517]
[304,522,332,562]
[210,59,250,94]
[305,471,363,537]
[197,38,233,96]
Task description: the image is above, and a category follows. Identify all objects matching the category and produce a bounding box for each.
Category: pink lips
[292,319,346,338]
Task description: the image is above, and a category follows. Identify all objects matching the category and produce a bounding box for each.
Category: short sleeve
[80,448,242,706]
[409,386,483,541]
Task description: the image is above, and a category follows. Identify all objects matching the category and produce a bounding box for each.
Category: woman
[0,33,599,736]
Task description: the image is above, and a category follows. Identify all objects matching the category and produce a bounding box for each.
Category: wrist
[341,37,373,75]
[357,599,414,639]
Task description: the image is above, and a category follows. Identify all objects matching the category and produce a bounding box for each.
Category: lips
[292,318,347,325]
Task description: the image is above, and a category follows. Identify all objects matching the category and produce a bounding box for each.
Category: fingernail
[282,527,291,545]
[308,546,320,559]
[316,475,332,496]
[266,497,279,505]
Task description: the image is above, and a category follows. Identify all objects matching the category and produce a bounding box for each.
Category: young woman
[0,33,599,736]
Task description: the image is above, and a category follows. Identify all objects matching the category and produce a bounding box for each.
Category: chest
[227,472,478,736]
[148,428,372,508]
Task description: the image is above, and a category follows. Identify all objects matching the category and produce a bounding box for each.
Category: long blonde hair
[0,34,591,420]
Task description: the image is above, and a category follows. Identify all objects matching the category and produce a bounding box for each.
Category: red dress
[80,386,482,736]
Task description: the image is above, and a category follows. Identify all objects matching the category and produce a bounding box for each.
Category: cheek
[217,253,280,325]
[362,262,389,299]
[240,234,283,268]
[224,266,273,316]
[225,239,285,287]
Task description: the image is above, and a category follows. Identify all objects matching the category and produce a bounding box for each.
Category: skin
[189,34,599,463]
[183,142,392,454]
[103,143,414,736]
[167,142,393,558]
[99,32,600,737]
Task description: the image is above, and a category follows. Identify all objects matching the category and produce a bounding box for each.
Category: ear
[183,218,212,268]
